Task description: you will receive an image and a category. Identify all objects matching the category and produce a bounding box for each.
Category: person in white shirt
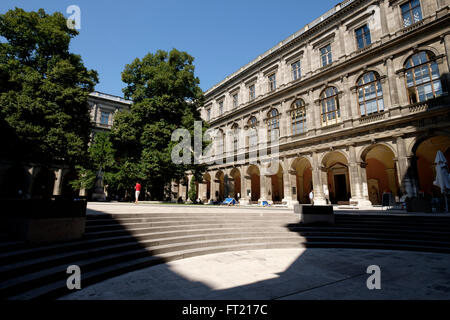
[309,190,314,205]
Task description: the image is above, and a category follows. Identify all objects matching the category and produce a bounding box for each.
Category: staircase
[1,208,450,300]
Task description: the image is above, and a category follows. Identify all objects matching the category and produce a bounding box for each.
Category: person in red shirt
[134,182,141,204]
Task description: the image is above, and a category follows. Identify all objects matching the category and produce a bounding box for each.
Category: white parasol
[433,150,450,212]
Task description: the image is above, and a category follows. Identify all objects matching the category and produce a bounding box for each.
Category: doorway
[334,174,347,202]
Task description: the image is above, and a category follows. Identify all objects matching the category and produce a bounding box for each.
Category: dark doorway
[334,174,347,202]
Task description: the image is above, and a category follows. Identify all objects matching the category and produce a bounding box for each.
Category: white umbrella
[433,150,450,212]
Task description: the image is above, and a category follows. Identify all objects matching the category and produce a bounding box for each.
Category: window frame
[355,24,372,50]
[268,73,277,92]
[291,99,307,135]
[404,51,442,104]
[291,60,301,81]
[320,44,333,67]
[357,71,384,117]
[320,87,341,127]
[232,93,239,108]
[100,111,111,125]
[267,108,280,141]
[248,116,258,149]
[400,0,423,28]
[249,84,256,101]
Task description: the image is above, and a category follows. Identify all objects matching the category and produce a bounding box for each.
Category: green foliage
[188,177,197,203]
[0,8,98,167]
[110,49,207,200]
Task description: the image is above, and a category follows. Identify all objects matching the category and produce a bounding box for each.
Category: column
[349,145,372,206]
[240,166,250,205]
[359,162,370,201]
[52,168,63,196]
[258,172,269,203]
[209,171,217,202]
[311,152,326,205]
[395,136,417,198]
[442,33,450,92]
[385,56,399,107]
[342,74,353,127]
[379,0,390,41]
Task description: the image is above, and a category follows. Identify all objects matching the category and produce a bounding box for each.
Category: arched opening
[414,136,450,197]
[269,163,284,203]
[215,170,225,202]
[230,168,241,199]
[362,144,399,205]
[203,173,211,201]
[291,158,313,204]
[246,165,260,202]
[322,152,350,204]
[32,167,55,199]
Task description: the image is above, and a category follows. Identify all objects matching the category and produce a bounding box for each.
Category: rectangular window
[100,111,110,125]
[249,85,255,101]
[268,74,276,92]
[291,61,301,81]
[207,108,211,121]
[218,101,223,115]
[320,44,332,67]
[355,25,371,49]
[401,0,422,27]
[232,93,238,108]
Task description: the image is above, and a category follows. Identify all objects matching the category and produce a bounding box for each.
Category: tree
[0,8,98,168]
[188,177,197,203]
[70,131,116,193]
[110,49,207,200]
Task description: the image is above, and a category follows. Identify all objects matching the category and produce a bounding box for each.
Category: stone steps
[1,211,450,300]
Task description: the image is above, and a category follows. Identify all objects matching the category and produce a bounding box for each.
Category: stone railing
[407,95,449,113]
[359,112,385,124]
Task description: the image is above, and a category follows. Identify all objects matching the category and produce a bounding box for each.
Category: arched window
[291,99,307,135]
[405,51,442,104]
[357,72,384,117]
[267,109,280,141]
[248,116,258,148]
[320,87,340,126]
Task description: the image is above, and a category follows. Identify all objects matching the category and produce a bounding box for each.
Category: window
[249,84,256,101]
[207,108,211,121]
[267,109,280,141]
[232,93,238,108]
[100,111,110,125]
[291,61,301,81]
[355,25,371,50]
[401,0,422,27]
[218,101,224,115]
[357,72,384,117]
[320,87,340,126]
[405,51,442,104]
[268,74,276,92]
[291,99,307,135]
[320,44,332,67]
[248,116,258,148]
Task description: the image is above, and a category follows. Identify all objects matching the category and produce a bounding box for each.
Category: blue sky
[1,0,337,97]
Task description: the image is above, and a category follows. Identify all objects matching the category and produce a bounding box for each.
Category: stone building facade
[179,0,450,207]
[0,91,132,199]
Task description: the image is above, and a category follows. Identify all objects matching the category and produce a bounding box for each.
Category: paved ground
[61,248,450,300]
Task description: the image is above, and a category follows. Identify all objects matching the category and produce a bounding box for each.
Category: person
[134,181,141,204]
[309,190,314,205]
